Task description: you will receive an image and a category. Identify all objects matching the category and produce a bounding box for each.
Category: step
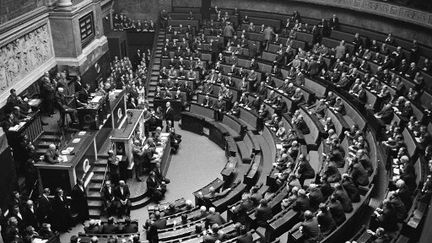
[148,92,155,97]
[93,160,108,167]
[91,174,105,183]
[88,182,102,191]
[39,134,61,141]
[36,140,52,148]
[87,190,101,199]
[149,86,157,91]
[92,166,106,173]
[89,209,102,219]
[88,200,103,209]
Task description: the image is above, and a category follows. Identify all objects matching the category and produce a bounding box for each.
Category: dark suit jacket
[122,223,138,233]
[153,218,167,229]
[205,212,225,228]
[115,186,130,201]
[102,223,118,234]
[37,196,52,222]
[328,201,346,225]
[22,207,38,228]
[255,206,272,226]
[237,232,253,243]
[146,177,160,194]
[301,218,321,240]
[165,107,175,123]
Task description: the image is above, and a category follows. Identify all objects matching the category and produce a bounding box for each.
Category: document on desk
[60,155,68,162]
[72,138,81,143]
[78,131,87,136]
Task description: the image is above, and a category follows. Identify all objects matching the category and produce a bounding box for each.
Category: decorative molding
[0,6,49,36]
[291,0,432,29]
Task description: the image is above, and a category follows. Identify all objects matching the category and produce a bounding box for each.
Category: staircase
[86,156,109,219]
[146,29,166,109]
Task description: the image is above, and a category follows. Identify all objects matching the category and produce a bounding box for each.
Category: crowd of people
[113,13,155,32]
[0,180,90,243]
[2,2,432,243]
[153,5,432,242]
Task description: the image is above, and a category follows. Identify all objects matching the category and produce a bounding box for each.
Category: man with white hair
[45,144,61,164]
[115,180,131,217]
[205,207,225,228]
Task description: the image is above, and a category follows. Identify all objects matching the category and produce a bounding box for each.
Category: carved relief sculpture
[0,24,53,91]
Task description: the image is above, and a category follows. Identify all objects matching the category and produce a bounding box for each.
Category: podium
[34,131,97,193]
[109,109,146,177]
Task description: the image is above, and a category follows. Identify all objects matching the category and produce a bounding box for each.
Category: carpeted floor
[60,122,227,242]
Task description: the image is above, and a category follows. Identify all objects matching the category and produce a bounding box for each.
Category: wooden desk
[35,131,97,193]
[7,110,43,145]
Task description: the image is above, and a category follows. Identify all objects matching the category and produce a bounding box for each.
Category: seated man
[147,171,167,202]
[101,217,118,234]
[45,144,61,164]
[101,180,116,216]
[114,180,131,217]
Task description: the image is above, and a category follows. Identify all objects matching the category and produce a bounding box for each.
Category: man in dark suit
[7,205,24,231]
[165,101,175,127]
[293,189,311,213]
[147,171,167,202]
[205,207,226,228]
[254,199,272,227]
[317,203,336,236]
[328,195,346,225]
[76,83,90,108]
[71,179,89,223]
[22,200,38,230]
[341,174,361,203]
[122,217,138,233]
[37,188,52,224]
[348,159,369,186]
[299,210,322,242]
[153,211,167,229]
[102,217,118,234]
[333,183,353,213]
[114,180,131,217]
[51,188,72,232]
[237,225,253,243]
[101,180,116,216]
